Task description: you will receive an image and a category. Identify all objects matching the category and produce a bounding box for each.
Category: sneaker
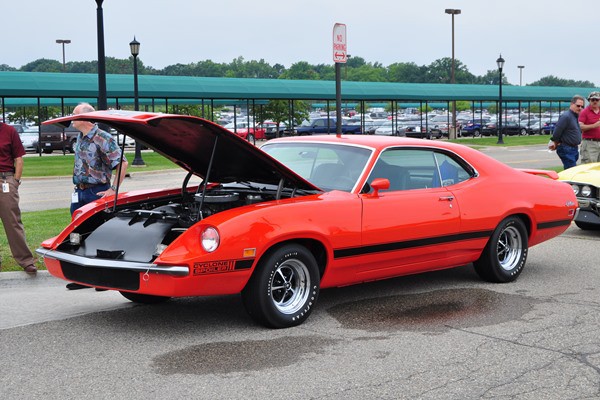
[23,265,37,275]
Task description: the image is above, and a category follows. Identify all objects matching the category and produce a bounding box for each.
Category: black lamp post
[445,8,461,140]
[55,39,71,71]
[130,36,145,166]
[95,0,107,111]
[496,54,505,144]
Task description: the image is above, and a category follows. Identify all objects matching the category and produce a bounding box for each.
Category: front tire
[242,244,320,328]
[474,217,528,283]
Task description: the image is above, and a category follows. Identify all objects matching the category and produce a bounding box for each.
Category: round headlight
[581,185,592,197]
[571,184,580,196]
[201,227,220,252]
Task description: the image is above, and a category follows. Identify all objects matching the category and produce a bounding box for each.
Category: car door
[356,148,474,281]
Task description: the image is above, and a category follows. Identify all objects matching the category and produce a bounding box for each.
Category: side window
[433,152,472,187]
[367,149,438,191]
[367,149,473,192]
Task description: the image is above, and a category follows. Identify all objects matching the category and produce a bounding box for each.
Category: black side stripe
[333,230,493,259]
[537,219,572,230]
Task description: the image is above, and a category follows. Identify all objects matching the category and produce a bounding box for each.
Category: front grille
[61,262,140,290]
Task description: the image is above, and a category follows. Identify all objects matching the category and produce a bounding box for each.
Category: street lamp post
[55,39,71,71]
[497,54,505,144]
[518,65,524,86]
[445,9,461,140]
[130,37,145,166]
[96,0,107,111]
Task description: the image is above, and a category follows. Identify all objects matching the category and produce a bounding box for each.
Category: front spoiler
[35,248,189,276]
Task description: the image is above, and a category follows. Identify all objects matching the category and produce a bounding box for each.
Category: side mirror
[369,178,390,197]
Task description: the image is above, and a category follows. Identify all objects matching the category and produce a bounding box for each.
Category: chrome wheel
[474,216,528,283]
[270,259,310,315]
[497,225,523,271]
[242,244,320,328]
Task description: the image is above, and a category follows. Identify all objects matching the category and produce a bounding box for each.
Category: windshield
[261,142,372,192]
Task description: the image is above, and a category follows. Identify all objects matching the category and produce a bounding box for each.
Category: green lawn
[22,151,178,177]
[1,208,71,272]
[450,134,551,147]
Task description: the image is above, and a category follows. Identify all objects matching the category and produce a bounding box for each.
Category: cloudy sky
[3,0,595,86]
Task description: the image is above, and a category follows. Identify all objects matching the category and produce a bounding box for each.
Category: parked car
[481,120,529,136]
[462,118,491,137]
[37,110,576,329]
[224,120,266,142]
[19,127,40,152]
[541,121,557,135]
[429,115,450,137]
[8,123,27,133]
[400,122,440,139]
[294,117,362,135]
[350,119,385,135]
[261,121,288,140]
[374,120,403,136]
[38,123,80,153]
[558,162,600,230]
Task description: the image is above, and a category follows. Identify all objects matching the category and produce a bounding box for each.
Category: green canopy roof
[0,71,596,104]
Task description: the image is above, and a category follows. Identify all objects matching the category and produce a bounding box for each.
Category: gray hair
[75,102,96,113]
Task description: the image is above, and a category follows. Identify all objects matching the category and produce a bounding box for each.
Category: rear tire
[242,244,320,328]
[120,291,170,304]
[474,217,528,283]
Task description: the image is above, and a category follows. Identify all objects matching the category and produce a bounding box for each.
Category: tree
[424,57,476,84]
[0,64,17,71]
[21,58,63,73]
[530,75,595,88]
[259,100,310,137]
[387,62,424,83]
[279,62,320,80]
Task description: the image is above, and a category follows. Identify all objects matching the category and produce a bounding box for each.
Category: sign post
[333,23,347,135]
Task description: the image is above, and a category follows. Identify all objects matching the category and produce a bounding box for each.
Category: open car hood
[44,110,319,191]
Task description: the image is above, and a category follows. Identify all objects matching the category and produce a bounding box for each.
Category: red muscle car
[38,110,577,328]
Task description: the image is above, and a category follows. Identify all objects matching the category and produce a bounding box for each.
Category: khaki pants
[580,139,600,164]
[0,175,35,268]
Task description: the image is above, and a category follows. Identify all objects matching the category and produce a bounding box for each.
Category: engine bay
[58,173,319,262]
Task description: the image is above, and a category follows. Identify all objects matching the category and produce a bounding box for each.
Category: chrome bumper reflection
[36,248,189,276]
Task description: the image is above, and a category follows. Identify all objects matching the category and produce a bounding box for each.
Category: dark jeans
[70,183,110,215]
[556,144,579,170]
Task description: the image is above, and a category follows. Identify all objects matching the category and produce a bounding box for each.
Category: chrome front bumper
[35,248,189,276]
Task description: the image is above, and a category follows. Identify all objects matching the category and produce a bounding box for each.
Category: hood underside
[44,110,319,191]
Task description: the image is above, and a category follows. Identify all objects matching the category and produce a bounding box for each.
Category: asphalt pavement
[1,225,599,399]
[3,143,593,400]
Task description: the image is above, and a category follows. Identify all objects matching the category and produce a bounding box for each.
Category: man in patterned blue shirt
[70,102,128,215]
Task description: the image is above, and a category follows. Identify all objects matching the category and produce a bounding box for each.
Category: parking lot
[1,223,599,399]
[3,142,598,399]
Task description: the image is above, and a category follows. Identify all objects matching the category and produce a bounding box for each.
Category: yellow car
[558,163,600,230]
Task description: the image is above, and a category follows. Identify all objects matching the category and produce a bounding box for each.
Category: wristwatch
[16,178,21,184]
[110,185,117,191]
